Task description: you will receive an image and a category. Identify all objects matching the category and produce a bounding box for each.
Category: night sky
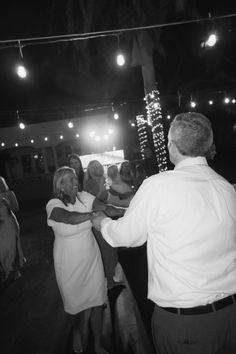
[0,1,236,133]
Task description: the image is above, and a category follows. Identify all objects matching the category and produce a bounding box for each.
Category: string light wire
[0,13,236,49]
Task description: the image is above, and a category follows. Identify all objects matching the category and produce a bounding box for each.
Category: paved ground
[0,200,154,354]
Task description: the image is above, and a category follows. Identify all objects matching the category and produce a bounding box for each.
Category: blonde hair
[107,165,118,180]
[53,166,75,200]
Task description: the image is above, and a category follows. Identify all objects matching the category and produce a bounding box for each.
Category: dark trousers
[92,228,117,281]
[152,302,236,354]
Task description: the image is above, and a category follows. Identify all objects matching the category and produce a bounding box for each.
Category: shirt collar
[174,156,208,170]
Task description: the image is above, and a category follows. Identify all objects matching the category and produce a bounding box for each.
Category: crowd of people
[1,111,236,354]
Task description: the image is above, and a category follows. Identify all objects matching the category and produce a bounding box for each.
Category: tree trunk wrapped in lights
[136,114,149,160]
[144,89,168,172]
[132,32,168,172]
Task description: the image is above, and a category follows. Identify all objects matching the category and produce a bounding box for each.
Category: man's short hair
[170,112,213,157]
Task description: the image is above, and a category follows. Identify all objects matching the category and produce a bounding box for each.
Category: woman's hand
[91,212,107,231]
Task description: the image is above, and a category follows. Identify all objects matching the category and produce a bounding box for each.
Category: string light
[204,33,218,47]
[16,41,27,79]
[136,114,148,160]
[144,89,168,172]
[190,100,197,108]
[116,54,125,66]
[68,121,74,128]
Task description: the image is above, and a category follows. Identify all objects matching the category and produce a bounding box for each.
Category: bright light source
[76,133,80,138]
[19,122,25,129]
[60,135,63,140]
[205,33,218,47]
[190,101,197,108]
[89,131,96,138]
[1,142,5,147]
[232,99,236,104]
[30,139,34,144]
[131,122,135,127]
[114,113,119,120]
[209,100,214,105]
[34,154,38,159]
[113,146,116,151]
[68,121,74,128]
[167,115,171,120]
[15,143,18,147]
[153,102,159,110]
[95,136,101,142]
[44,137,48,141]
[224,97,230,104]
[16,65,27,79]
[116,53,125,66]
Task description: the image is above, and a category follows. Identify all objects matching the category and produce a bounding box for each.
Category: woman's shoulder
[46,198,65,212]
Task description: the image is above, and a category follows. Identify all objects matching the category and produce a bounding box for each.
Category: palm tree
[50,0,200,171]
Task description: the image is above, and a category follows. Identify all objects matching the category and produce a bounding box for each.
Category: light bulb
[116,53,125,66]
[206,34,217,47]
[19,122,25,129]
[16,65,27,79]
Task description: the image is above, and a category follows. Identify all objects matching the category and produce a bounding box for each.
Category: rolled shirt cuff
[101,217,116,247]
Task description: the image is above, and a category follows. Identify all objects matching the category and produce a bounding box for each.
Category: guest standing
[84,160,124,289]
[92,112,236,354]
[0,176,24,282]
[46,166,123,353]
[107,164,134,207]
[68,153,84,191]
[119,160,137,191]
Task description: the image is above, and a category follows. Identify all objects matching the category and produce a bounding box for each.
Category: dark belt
[161,293,236,315]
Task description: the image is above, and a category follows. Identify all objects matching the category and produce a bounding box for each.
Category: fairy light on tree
[136,114,149,160]
[144,89,168,172]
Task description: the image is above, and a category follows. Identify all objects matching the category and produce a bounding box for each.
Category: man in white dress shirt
[92,112,236,354]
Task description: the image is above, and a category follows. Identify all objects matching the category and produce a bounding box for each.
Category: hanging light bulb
[116,53,125,66]
[190,100,197,108]
[205,33,218,47]
[16,65,27,79]
[19,122,25,129]
[116,35,125,66]
[16,41,28,79]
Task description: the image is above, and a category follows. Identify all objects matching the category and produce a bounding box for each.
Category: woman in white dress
[46,166,123,354]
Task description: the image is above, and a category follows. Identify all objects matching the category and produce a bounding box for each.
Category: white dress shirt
[101,157,236,308]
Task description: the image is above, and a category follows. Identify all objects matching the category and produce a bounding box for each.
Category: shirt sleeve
[79,191,96,211]
[46,198,85,237]
[101,178,156,248]
[46,198,64,227]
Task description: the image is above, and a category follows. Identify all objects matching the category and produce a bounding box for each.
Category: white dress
[46,191,106,314]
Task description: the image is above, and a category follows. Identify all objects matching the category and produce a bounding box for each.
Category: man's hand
[91,212,107,231]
